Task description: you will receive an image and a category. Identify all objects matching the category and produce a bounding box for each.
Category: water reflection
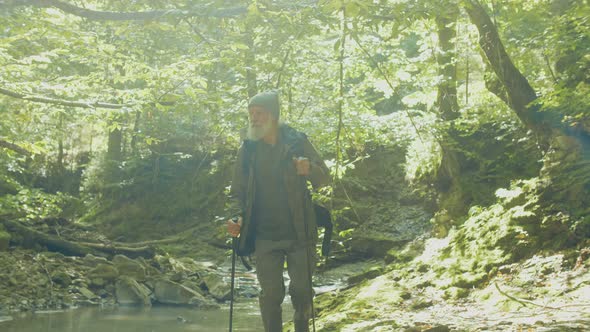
[1,302,266,332]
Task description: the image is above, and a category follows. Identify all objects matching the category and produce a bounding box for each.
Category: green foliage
[79,149,231,240]
[540,82,590,125]
[0,188,77,221]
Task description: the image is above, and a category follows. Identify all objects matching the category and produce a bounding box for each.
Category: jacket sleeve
[302,136,332,189]
[227,144,247,219]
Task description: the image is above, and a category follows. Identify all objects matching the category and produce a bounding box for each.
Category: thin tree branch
[0,138,31,156]
[462,0,537,120]
[2,0,247,21]
[0,86,128,109]
[494,282,590,311]
[275,47,293,89]
[0,86,178,109]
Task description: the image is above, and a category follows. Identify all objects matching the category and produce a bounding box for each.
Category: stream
[0,302,264,332]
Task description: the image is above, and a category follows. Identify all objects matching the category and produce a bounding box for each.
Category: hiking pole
[305,242,316,332]
[295,156,317,332]
[229,234,237,332]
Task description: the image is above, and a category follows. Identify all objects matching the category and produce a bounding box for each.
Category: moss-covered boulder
[113,255,145,281]
[51,271,72,287]
[87,263,118,286]
[202,273,231,301]
[349,205,431,257]
[154,279,213,307]
[82,254,108,267]
[115,276,151,306]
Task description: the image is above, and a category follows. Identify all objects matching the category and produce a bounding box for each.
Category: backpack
[314,203,333,257]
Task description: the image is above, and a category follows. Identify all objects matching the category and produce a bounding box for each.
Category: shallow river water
[0,301,271,332]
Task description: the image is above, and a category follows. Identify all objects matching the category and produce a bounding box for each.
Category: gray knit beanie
[248,90,280,119]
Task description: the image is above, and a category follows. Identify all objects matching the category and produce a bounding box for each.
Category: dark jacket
[228,124,331,256]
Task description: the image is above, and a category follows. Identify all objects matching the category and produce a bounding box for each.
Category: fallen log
[77,241,156,259]
[0,219,155,258]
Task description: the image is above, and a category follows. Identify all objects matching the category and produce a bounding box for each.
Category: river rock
[115,276,151,306]
[202,273,231,301]
[87,263,118,286]
[136,257,162,277]
[41,251,66,260]
[181,279,205,295]
[78,287,98,300]
[83,254,109,267]
[170,272,185,282]
[423,325,450,332]
[154,279,209,306]
[349,205,431,257]
[153,255,172,271]
[113,255,146,281]
[145,265,162,277]
[51,271,72,287]
[177,257,210,274]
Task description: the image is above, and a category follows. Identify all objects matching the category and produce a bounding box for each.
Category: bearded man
[226,90,331,332]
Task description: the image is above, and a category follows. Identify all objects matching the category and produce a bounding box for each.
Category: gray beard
[247,121,273,141]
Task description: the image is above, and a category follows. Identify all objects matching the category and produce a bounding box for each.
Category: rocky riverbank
[0,248,240,315]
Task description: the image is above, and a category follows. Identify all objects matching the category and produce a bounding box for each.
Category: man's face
[247,106,274,140]
[248,106,272,127]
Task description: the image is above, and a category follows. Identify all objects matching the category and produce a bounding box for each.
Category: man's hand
[226,217,242,237]
[293,157,310,176]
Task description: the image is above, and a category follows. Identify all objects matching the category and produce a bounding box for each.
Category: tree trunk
[106,121,123,162]
[435,5,466,221]
[436,8,460,121]
[130,110,141,154]
[463,0,590,214]
[462,0,590,152]
[463,0,539,131]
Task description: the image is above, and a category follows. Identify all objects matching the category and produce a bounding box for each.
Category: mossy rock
[349,234,407,257]
[115,276,152,306]
[87,263,119,283]
[442,286,470,300]
[202,273,231,301]
[51,271,72,287]
[452,272,487,289]
[83,254,109,267]
[113,255,146,281]
[385,248,415,264]
[347,266,383,285]
[314,287,358,315]
[410,298,433,310]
